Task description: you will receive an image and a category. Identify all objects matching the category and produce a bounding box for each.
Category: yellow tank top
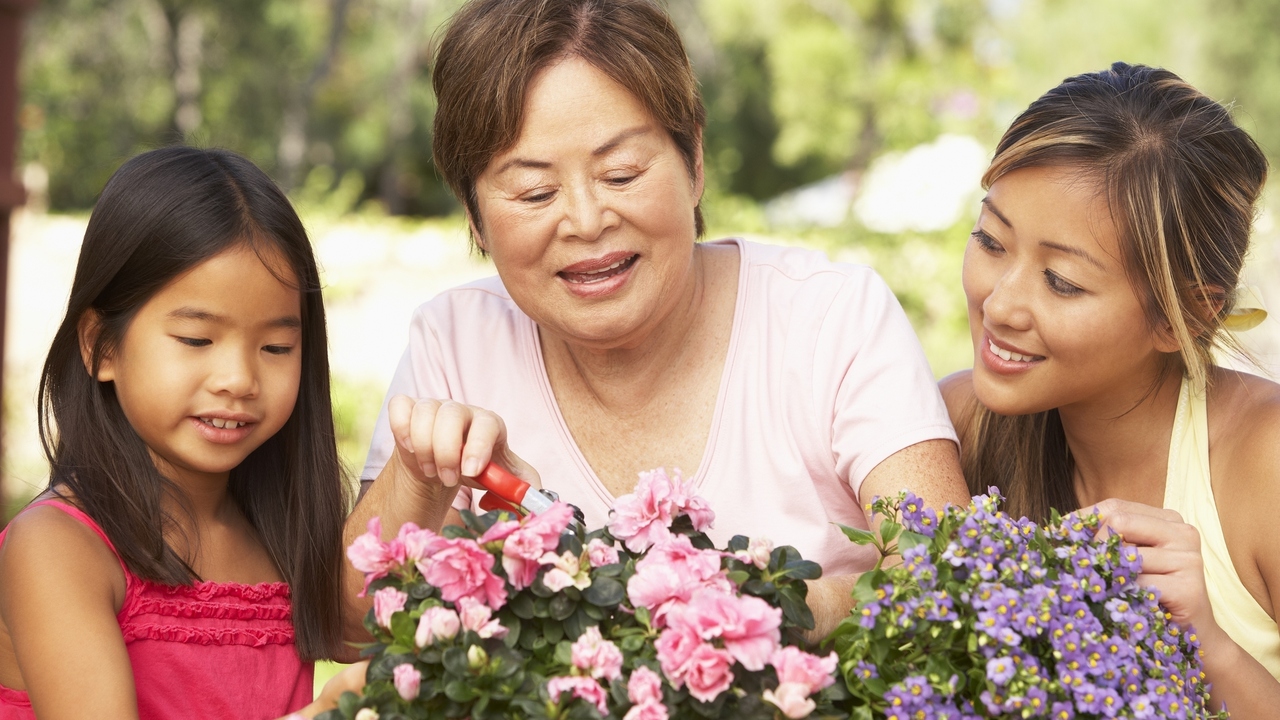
[1162,376,1280,678]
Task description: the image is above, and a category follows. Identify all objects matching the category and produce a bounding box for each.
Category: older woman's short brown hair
[431,0,707,245]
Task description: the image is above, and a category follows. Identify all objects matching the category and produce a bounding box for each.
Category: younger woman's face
[963,165,1174,416]
[94,244,303,487]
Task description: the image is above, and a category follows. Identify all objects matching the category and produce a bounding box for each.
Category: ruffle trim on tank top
[137,578,292,602]
[130,596,293,621]
[120,623,295,646]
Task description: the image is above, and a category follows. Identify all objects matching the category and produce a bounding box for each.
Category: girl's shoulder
[0,497,128,606]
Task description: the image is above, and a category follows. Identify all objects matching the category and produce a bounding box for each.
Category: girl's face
[95,244,303,487]
[471,55,704,350]
[963,165,1175,416]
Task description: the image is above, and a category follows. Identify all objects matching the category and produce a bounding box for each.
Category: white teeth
[581,258,629,275]
[989,339,1038,363]
[201,417,245,429]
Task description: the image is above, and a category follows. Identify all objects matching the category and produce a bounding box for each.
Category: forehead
[987,165,1122,263]
[150,244,301,315]
[494,56,661,163]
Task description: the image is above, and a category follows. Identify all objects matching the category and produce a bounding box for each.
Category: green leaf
[779,588,815,630]
[838,524,878,546]
[543,618,565,644]
[549,593,577,621]
[509,593,536,619]
[582,576,625,607]
[337,690,363,717]
[879,519,902,544]
[553,639,573,666]
[445,679,478,702]
[780,559,822,580]
[726,535,749,552]
[896,530,929,552]
[391,611,418,648]
[442,647,472,676]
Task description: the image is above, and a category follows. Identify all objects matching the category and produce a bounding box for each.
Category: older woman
[345,0,969,638]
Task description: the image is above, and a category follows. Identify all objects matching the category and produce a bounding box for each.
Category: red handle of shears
[476,463,531,515]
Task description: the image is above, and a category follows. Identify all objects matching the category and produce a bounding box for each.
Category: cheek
[960,247,992,311]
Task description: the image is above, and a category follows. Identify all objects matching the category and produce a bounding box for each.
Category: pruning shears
[476,462,585,532]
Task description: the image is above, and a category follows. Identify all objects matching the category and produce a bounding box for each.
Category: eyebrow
[981,196,1107,271]
[491,126,653,175]
[167,307,302,329]
[1040,241,1106,271]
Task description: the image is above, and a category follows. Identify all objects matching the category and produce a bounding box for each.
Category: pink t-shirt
[362,239,957,575]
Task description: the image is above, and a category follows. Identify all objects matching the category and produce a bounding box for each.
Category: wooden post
[0,0,36,524]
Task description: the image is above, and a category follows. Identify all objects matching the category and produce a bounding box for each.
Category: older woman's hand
[387,395,542,493]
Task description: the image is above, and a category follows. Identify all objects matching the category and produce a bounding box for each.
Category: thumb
[491,443,543,490]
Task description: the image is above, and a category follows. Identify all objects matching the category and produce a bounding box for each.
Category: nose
[209,346,259,398]
[560,181,618,241]
[982,267,1035,332]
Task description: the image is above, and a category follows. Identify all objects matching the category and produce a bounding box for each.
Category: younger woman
[942,62,1280,714]
[0,147,362,719]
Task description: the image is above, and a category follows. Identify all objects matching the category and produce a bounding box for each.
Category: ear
[1150,320,1182,354]
[465,208,488,254]
[77,310,113,382]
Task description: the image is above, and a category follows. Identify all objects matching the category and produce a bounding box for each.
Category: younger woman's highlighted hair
[963,61,1268,521]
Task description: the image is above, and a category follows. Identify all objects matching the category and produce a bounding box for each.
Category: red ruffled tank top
[0,500,313,719]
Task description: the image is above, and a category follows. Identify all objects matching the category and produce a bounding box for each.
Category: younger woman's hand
[386,396,542,493]
[1084,499,1215,633]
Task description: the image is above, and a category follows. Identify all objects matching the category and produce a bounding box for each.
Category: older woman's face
[471,55,703,350]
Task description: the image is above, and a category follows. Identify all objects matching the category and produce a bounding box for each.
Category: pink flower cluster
[347,518,506,609]
[762,647,838,719]
[626,534,733,628]
[608,468,714,552]
[479,502,577,590]
[625,666,667,720]
[653,587,782,702]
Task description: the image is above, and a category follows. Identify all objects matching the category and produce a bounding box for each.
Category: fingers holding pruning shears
[387,395,542,491]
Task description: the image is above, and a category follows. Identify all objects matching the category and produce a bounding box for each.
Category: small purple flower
[986,656,1016,686]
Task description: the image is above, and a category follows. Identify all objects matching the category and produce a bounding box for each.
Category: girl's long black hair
[37,146,349,660]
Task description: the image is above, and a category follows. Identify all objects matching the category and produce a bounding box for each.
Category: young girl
[0,147,363,719]
[942,62,1280,713]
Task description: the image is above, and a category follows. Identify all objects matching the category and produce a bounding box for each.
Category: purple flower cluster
[829,490,1222,719]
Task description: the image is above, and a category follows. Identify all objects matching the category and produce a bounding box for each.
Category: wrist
[385,454,461,532]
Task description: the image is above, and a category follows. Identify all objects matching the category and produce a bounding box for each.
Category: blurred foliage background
[7,0,1280,512]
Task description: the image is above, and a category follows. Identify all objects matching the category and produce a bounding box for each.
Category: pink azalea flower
[586,538,621,568]
[655,625,701,684]
[457,596,508,639]
[770,646,837,693]
[421,536,507,610]
[762,682,817,719]
[546,675,609,715]
[627,535,731,628]
[542,551,591,592]
[623,702,670,720]
[414,606,460,648]
[735,537,773,570]
[680,643,735,703]
[501,503,574,590]
[479,518,521,544]
[627,666,664,706]
[392,663,421,701]
[672,589,781,671]
[347,517,394,596]
[396,522,437,565]
[667,472,715,532]
[571,626,624,681]
[373,586,408,629]
[610,469,716,553]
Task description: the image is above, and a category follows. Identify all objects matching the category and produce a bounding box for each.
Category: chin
[971,372,1049,418]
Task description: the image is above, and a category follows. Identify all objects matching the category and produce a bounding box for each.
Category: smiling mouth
[988,338,1044,363]
[558,254,637,284]
[199,417,249,429]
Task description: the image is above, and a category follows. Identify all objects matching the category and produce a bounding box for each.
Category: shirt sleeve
[818,267,959,499]
[360,304,476,514]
